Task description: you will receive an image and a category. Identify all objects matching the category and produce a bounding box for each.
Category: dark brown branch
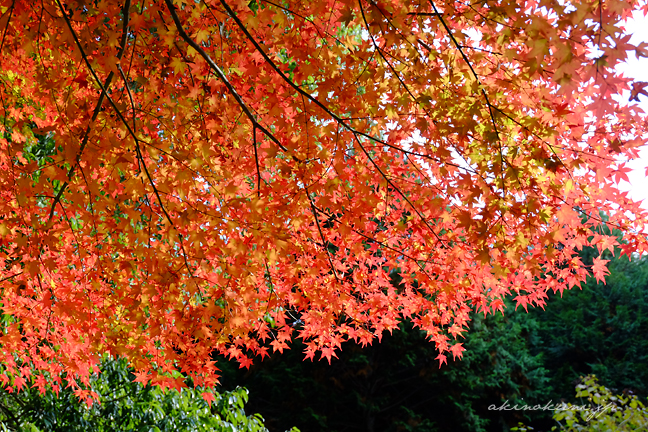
[56,0,203,298]
[252,125,261,198]
[162,0,289,155]
[0,0,15,53]
[216,0,386,147]
[218,0,446,247]
[306,190,342,283]
[311,204,438,286]
[0,272,23,284]
[48,0,132,222]
[407,12,443,17]
[351,133,447,247]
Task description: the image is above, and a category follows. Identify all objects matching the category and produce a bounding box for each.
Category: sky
[617,11,648,208]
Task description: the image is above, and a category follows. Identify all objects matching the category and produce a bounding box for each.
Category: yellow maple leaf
[170,56,186,75]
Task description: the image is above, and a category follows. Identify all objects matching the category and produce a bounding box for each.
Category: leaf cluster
[0,356,273,432]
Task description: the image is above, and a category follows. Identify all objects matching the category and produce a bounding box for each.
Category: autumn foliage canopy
[1,0,648,396]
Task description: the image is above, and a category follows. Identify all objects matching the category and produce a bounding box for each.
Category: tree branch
[48,0,132,222]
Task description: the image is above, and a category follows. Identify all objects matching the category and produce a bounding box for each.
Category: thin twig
[163,0,289,155]
[48,0,132,222]
[218,0,446,247]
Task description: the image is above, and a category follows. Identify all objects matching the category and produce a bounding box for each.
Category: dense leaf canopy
[1,0,648,392]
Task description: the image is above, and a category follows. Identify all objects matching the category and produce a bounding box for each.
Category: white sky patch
[617,10,648,209]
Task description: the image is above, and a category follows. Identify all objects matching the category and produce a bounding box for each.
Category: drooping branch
[163,0,290,155]
[0,0,15,53]
[48,0,132,222]
[55,0,204,296]
[217,0,447,247]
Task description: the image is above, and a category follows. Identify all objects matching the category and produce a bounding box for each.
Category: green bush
[513,375,648,432]
[552,375,648,431]
[0,356,282,432]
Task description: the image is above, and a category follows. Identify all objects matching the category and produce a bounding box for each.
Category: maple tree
[1,0,648,395]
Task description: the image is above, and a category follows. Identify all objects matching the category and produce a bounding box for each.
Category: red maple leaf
[592,257,611,284]
[630,81,648,102]
[201,392,216,407]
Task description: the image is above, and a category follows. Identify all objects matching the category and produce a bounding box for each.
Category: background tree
[216,250,648,432]
[528,251,648,405]
[216,301,552,432]
[1,0,647,392]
